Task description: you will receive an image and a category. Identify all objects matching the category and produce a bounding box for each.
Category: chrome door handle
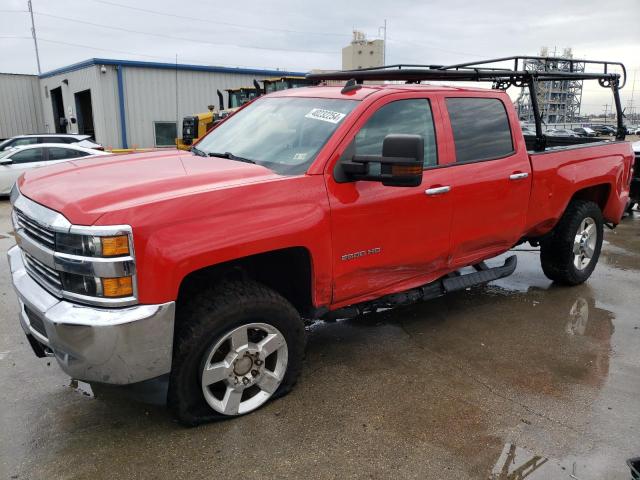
[425,186,451,196]
[509,172,529,180]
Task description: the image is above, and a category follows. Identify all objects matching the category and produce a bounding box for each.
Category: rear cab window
[445,97,514,163]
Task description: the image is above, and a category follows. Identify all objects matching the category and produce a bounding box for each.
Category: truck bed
[524,140,633,237]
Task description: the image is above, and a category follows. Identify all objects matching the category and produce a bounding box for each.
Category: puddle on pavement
[492,443,640,480]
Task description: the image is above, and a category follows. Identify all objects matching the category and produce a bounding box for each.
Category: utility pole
[383,19,387,65]
[602,104,609,123]
[378,20,387,65]
[27,0,41,74]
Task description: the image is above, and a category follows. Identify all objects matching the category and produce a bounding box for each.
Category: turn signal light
[391,165,422,176]
[102,276,133,297]
[101,235,130,256]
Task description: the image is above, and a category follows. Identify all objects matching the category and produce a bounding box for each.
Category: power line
[88,0,349,38]
[34,11,337,55]
[33,37,297,71]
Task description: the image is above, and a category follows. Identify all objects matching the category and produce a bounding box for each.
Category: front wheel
[540,200,604,285]
[168,281,305,425]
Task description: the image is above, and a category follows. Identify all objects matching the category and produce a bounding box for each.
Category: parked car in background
[572,127,597,137]
[0,134,103,151]
[0,143,110,195]
[591,125,616,136]
[546,128,580,137]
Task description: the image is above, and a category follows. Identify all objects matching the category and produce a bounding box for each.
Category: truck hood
[18,149,281,225]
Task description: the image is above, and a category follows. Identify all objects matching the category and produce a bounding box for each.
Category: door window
[10,148,44,164]
[355,99,438,168]
[12,138,38,148]
[47,147,88,160]
[446,98,514,163]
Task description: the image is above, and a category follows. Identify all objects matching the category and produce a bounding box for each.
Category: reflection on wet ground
[1,204,639,479]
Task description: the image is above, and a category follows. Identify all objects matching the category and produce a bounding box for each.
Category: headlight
[54,229,136,302]
[55,232,130,257]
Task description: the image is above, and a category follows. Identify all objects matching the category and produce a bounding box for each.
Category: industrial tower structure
[516,48,585,124]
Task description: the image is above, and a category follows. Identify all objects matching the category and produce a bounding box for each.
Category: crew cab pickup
[7,72,634,425]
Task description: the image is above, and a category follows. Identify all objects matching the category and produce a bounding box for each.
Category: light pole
[27,0,41,74]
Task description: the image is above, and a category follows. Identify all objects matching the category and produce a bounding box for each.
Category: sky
[1,0,639,115]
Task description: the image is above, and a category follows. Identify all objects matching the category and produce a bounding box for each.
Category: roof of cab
[269,83,501,100]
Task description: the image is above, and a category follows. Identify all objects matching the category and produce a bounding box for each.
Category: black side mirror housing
[337,134,424,187]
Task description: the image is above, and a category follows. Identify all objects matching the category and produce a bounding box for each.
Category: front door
[0,148,47,194]
[326,94,454,305]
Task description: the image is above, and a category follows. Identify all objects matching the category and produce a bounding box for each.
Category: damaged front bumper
[8,245,175,385]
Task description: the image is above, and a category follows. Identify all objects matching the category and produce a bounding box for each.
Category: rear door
[442,95,531,266]
[326,93,454,305]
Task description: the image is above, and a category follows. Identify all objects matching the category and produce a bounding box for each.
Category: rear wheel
[168,280,305,426]
[540,200,604,285]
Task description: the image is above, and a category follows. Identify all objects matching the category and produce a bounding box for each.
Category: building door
[74,89,95,139]
[50,87,65,134]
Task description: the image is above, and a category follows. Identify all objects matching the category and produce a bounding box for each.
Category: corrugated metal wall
[123,67,273,148]
[35,62,302,149]
[39,65,122,148]
[0,73,44,139]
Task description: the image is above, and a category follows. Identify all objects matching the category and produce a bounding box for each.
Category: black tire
[168,280,305,426]
[540,199,604,285]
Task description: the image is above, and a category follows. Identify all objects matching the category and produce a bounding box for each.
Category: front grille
[24,305,47,339]
[15,209,55,250]
[23,251,62,293]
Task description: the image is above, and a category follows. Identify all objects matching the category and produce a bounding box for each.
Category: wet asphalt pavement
[0,199,639,480]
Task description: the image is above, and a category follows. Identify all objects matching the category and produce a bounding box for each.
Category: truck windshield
[196,97,358,175]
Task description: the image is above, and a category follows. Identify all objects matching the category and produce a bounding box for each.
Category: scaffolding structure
[516,48,585,124]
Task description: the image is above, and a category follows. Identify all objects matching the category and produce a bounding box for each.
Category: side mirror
[0,158,12,165]
[337,134,424,187]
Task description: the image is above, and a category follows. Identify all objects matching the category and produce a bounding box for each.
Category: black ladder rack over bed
[306,55,627,151]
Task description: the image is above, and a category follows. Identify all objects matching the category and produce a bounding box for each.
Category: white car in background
[0,134,104,151]
[0,143,110,195]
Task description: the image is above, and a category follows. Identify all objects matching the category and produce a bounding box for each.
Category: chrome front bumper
[8,245,175,385]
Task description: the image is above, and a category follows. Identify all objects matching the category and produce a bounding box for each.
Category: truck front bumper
[8,245,175,385]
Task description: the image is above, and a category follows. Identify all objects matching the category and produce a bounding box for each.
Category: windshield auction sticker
[305,108,346,124]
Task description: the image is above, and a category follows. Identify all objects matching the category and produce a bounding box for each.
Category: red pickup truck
[7,57,634,425]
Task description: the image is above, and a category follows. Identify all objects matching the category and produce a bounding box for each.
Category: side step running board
[320,255,518,321]
[442,255,517,293]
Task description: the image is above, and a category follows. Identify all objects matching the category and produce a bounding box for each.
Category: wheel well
[177,247,313,317]
[570,184,610,212]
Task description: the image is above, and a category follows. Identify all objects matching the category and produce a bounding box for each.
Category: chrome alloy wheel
[573,217,597,270]
[200,323,288,416]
